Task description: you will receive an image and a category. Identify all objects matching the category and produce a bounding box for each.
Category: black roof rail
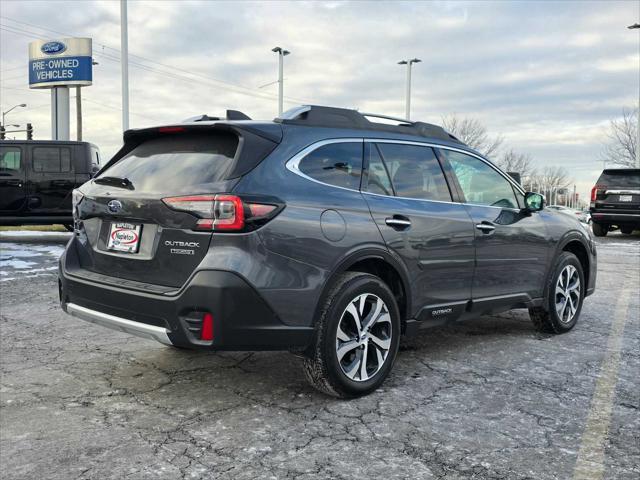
[274,105,462,144]
[182,110,252,123]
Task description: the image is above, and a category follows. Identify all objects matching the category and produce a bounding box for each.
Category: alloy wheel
[335,293,392,382]
[555,265,581,323]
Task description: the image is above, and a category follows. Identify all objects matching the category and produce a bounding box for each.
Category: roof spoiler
[275,105,462,144]
[182,110,252,123]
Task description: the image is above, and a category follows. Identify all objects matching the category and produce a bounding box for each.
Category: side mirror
[524,192,545,212]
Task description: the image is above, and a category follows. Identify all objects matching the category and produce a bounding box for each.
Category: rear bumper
[58,251,313,350]
[66,303,173,345]
[590,211,640,226]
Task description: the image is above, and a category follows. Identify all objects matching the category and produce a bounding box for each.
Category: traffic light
[0,125,5,140]
[26,123,33,140]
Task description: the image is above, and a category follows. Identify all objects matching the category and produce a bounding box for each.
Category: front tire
[529,252,585,334]
[591,222,607,237]
[302,272,401,398]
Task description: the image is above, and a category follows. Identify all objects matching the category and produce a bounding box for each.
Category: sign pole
[51,86,70,140]
[76,86,82,141]
[120,0,130,131]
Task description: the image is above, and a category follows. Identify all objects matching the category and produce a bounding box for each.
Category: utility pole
[629,23,640,168]
[121,0,130,131]
[398,58,421,119]
[272,47,290,116]
[76,86,82,141]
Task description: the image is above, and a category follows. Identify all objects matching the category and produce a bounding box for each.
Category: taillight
[162,194,282,232]
[591,184,605,201]
[201,313,214,341]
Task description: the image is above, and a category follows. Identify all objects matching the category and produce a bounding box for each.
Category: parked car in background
[547,205,591,224]
[0,140,101,229]
[590,168,640,236]
[59,106,596,397]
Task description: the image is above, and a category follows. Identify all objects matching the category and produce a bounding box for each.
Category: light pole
[628,23,640,168]
[2,103,26,127]
[272,47,290,116]
[398,58,421,120]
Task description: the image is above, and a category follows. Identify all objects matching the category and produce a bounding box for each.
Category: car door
[0,145,27,213]
[437,148,550,310]
[362,140,476,325]
[27,145,75,214]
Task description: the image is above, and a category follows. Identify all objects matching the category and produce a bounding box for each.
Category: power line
[0,16,312,105]
[1,23,310,106]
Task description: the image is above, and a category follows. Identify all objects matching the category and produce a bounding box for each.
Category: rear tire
[302,272,401,398]
[591,222,607,237]
[620,226,634,235]
[529,252,585,334]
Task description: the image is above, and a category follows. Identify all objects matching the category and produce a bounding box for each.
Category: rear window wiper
[94,176,135,190]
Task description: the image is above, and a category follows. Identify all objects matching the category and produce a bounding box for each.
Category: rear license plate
[619,195,633,202]
[107,222,142,253]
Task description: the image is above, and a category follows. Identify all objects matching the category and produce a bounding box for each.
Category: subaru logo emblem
[40,41,67,55]
[107,200,123,213]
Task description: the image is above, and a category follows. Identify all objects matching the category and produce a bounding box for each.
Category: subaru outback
[59,106,597,397]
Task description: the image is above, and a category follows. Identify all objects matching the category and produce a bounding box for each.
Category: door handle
[385,216,411,229]
[475,222,496,233]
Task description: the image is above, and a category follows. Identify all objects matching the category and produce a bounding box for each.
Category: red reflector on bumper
[201,313,214,341]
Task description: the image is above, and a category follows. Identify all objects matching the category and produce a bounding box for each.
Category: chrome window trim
[285,137,526,210]
[365,139,527,196]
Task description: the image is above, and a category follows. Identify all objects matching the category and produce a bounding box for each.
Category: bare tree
[496,149,534,182]
[539,166,571,188]
[600,107,637,168]
[528,166,573,203]
[441,114,504,158]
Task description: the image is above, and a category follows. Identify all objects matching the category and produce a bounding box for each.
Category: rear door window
[0,147,22,172]
[33,147,72,172]
[100,132,239,193]
[365,144,394,196]
[298,142,363,190]
[376,143,452,201]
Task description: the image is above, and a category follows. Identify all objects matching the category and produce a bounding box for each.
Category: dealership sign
[28,38,92,88]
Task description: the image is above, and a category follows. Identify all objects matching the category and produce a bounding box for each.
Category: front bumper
[59,251,313,350]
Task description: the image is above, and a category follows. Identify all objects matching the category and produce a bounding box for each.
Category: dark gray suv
[59,106,597,397]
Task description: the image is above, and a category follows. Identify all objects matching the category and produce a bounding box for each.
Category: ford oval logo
[41,41,67,55]
[107,200,123,213]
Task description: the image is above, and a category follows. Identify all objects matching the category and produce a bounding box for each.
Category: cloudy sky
[1,0,638,199]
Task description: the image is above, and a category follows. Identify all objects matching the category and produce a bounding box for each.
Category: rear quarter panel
[233,133,388,327]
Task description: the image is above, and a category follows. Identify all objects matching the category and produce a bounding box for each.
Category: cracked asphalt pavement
[1,231,638,479]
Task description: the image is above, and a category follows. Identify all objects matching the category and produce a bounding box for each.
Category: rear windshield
[101,132,238,193]
[597,170,640,188]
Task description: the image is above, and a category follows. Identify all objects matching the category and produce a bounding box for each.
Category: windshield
[100,132,238,194]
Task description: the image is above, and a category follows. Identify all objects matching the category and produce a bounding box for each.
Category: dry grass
[0,225,67,232]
